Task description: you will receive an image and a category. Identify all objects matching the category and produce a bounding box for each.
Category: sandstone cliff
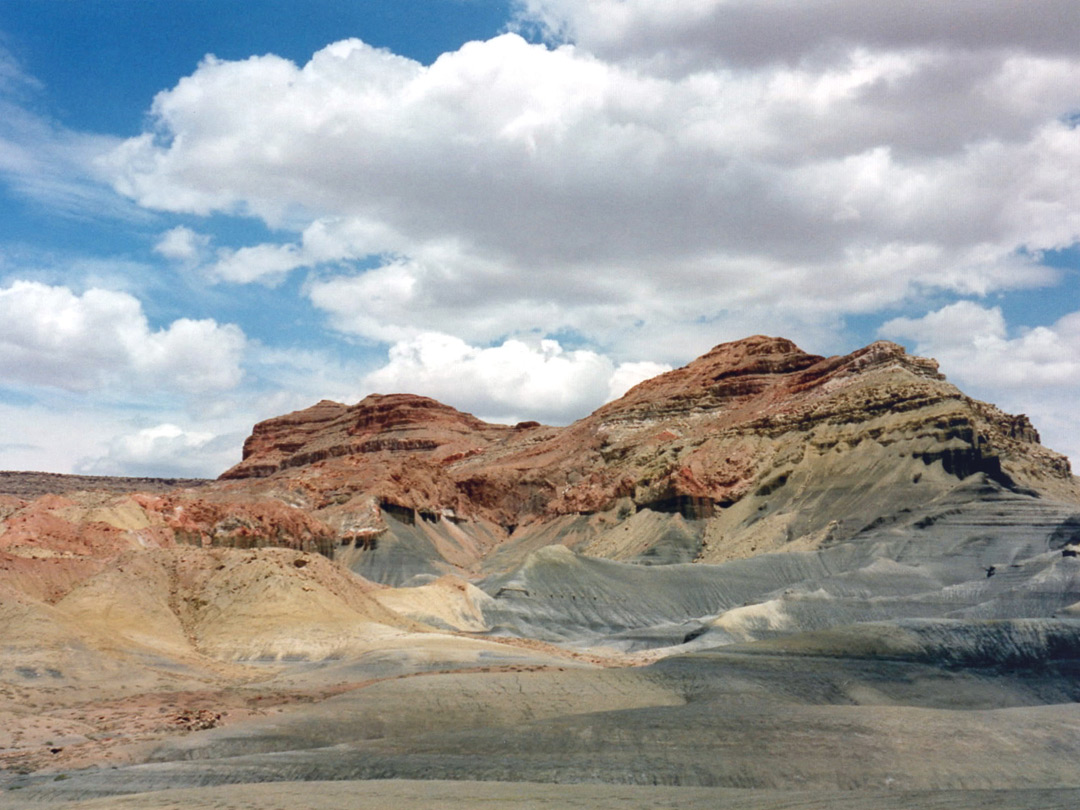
[2,336,1075,581]
[208,336,1077,577]
[7,336,1080,796]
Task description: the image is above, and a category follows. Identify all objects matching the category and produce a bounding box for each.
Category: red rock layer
[223,394,513,481]
[219,336,1075,527]
[4,336,1070,566]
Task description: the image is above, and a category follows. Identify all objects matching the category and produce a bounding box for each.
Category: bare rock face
[7,336,1080,799]
[3,337,1075,579]
[225,336,1072,513]
[222,395,511,481]
[525,337,1076,555]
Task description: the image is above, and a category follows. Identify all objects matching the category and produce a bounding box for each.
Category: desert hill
[211,335,1078,583]
[5,335,1080,808]
[223,336,1074,509]
[6,336,1073,578]
[0,472,208,499]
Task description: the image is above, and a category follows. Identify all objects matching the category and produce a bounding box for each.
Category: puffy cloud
[0,280,246,394]
[363,332,670,424]
[95,14,1080,357]
[76,423,220,478]
[212,242,305,285]
[205,217,401,285]
[881,301,1080,389]
[154,226,210,263]
[307,260,422,343]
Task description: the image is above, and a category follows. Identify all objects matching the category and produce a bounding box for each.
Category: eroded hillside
[5,336,1080,807]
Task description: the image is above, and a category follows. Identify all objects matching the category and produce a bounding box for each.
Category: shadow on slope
[478,478,1080,651]
[13,619,1080,796]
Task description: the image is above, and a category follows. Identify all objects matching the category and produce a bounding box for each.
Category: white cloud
[203,217,402,285]
[76,423,219,478]
[154,225,210,263]
[0,280,246,394]
[607,360,672,401]
[212,242,305,285]
[363,332,670,424]
[0,399,240,478]
[0,401,116,474]
[881,301,1080,390]
[93,15,1080,360]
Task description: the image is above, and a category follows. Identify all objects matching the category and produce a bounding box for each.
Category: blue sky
[2,0,1080,477]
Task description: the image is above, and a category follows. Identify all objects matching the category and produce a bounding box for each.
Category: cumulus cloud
[363,332,671,424]
[76,423,220,478]
[93,10,1080,360]
[881,301,1080,389]
[0,280,246,393]
[154,225,211,263]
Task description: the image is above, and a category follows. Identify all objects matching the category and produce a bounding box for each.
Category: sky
[2,0,1080,478]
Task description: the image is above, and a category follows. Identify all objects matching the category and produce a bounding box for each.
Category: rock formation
[204,336,1077,579]
[4,336,1076,583]
[6,335,1080,806]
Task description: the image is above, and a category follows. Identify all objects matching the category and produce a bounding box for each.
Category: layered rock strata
[6,335,1080,801]
[210,336,1076,577]
[2,336,1076,581]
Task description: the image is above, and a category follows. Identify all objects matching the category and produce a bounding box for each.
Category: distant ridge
[5,336,1078,578]
[0,470,210,498]
[7,338,1080,799]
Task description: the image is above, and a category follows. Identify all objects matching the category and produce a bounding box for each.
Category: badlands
[4,335,1080,809]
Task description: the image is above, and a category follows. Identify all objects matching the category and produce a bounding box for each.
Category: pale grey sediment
[5,781,1080,810]
[478,481,1080,649]
[9,478,1080,805]
[10,618,1080,798]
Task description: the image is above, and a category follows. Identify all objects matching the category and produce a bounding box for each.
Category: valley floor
[7,477,1080,808]
[7,780,1080,810]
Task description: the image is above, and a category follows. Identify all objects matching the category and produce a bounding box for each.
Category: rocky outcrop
[4,337,1076,577]
[221,394,513,481]
[222,336,1074,528]
[0,490,338,563]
